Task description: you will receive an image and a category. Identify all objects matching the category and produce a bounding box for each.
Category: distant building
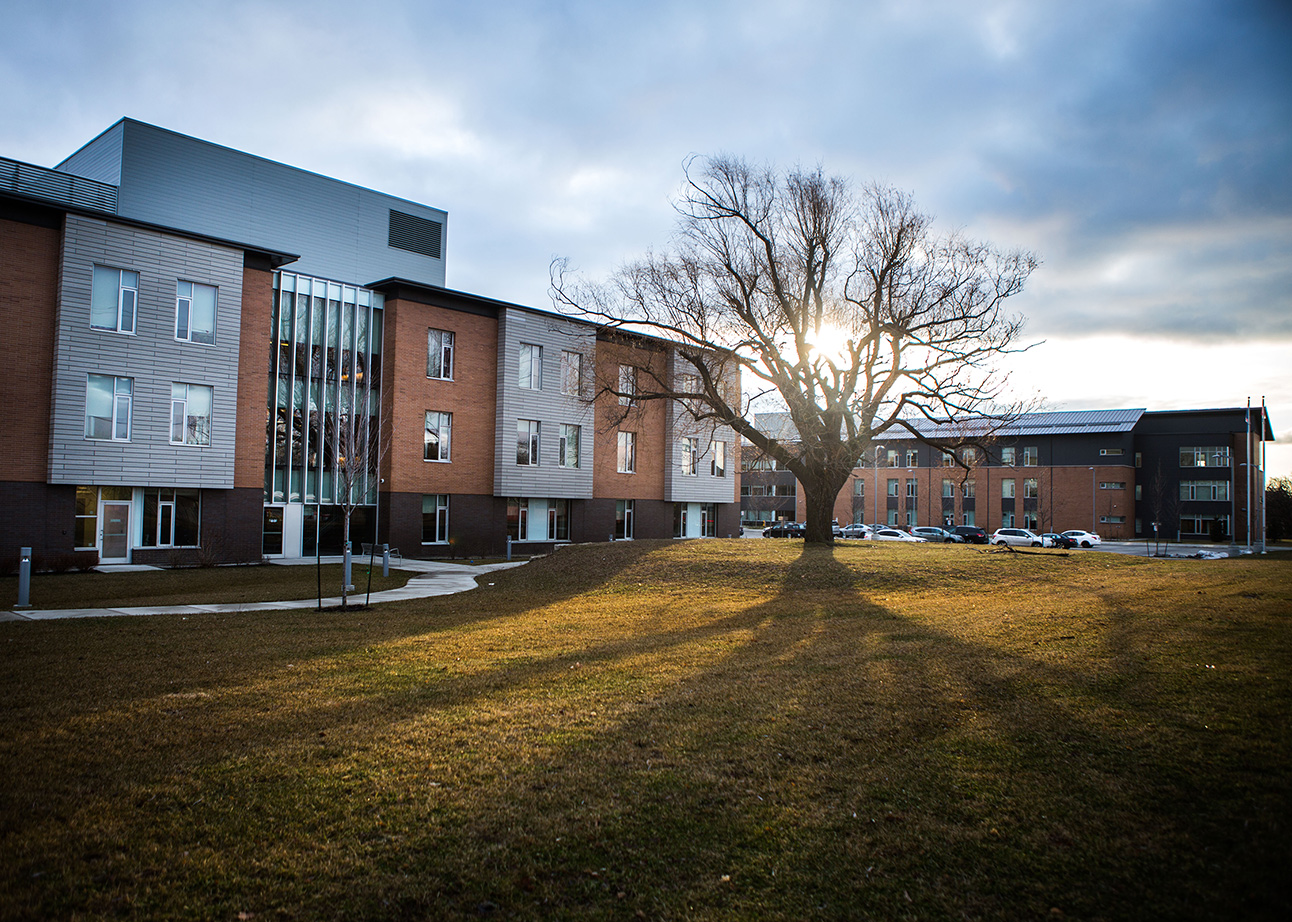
[741,407,1273,542]
[1,119,739,566]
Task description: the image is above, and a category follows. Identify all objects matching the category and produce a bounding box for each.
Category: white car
[872,528,927,542]
[1061,529,1102,548]
[991,527,1044,547]
[839,523,872,539]
[911,526,965,543]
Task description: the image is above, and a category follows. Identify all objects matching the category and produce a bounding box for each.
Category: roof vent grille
[388,210,442,260]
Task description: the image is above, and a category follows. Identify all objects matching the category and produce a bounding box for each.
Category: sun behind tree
[553,156,1038,545]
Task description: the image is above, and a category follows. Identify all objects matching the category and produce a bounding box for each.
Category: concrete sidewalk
[2,556,529,622]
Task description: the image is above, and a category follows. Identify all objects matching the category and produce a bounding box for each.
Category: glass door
[101,502,131,563]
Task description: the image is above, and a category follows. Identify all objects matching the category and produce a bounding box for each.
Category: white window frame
[1000,447,1015,465]
[1023,478,1039,499]
[560,350,582,396]
[617,430,636,473]
[1023,446,1039,467]
[175,279,217,344]
[90,266,138,334]
[680,437,698,476]
[519,343,542,390]
[1002,478,1016,499]
[615,499,635,539]
[559,423,581,469]
[85,374,133,441]
[618,365,636,406]
[906,449,919,467]
[711,440,726,477]
[427,329,455,380]
[424,411,452,462]
[171,383,213,446]
[422,494,450,544]
[517,419,540,466]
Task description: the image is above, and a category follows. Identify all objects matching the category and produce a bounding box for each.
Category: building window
[906,509,916,527]
[549,499,571,541]
[1023,446,1039,466]
[702,503,718,538]
[519,343,542,389]
[1180,514,1228,536]
[1100,515,1127,525]
[711,440,726,477]
[941,451,955,467]
[962,510,976,526]
[1003,511,1015,527]
[854,480,865,497]
[141,488,201,547]
[74,486,98,549]
[427,329,454,380]
[1180,447,1230,468]
[517,419,540,466]
[962,480,976,498]
[1000,446,1015,465]
[560,350,582,396]
[1135,452,1142,468]
[942,479,953,498]
[85,374,133,441]
[90,265,138,334]
[615,499,635,539]
[906,478,917,498]
[1099,481,1126,490]
[1100,448,1123,457]
[680,437,698,476]
[422,494,449,543]
[424,411,452,462]
[559,424,581,468]
[170,383,213,446]
[961,447,980,465]
[1180,481,1229,501]
[617,431,636,473]
[1002,478,1015,499]
[886,449,900,468]
[507,497,529,540]
[1024,512,1039,531]
[618,365,637,405]
[887,478,899,497]
[175,280,217,344]
[906,449,919,467]
[1023,478,1039,499]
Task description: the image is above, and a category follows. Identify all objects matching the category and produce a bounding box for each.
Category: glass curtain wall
[266,272,384,554]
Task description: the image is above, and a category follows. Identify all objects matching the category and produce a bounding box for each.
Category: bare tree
[326,370,387,608]
[553,156,1037,544]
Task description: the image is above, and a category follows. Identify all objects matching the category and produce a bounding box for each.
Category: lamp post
[874,445,884,528]
[1090,466,1096,533]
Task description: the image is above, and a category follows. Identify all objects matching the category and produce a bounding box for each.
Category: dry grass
[1,540,1289,920]
[1,563,414,610]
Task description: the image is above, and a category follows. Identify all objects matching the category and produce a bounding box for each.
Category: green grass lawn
[2,541,1289,920]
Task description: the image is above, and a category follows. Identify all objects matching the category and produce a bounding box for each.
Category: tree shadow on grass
[3,543,1290,920]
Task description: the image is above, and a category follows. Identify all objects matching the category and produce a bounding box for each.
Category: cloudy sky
[4,0,1290,474]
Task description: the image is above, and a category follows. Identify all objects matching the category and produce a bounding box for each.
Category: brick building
[741,408,1273,543]
[1,120,739,566]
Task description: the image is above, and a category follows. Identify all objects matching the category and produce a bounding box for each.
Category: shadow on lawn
[2,543,1289,920]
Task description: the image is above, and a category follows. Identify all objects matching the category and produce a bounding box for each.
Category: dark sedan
[762,522,806,538]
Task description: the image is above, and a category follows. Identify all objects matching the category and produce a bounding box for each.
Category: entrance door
[101,502,131,563]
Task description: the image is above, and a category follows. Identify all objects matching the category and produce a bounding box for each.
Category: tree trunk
[341,513,350,608]
[800,468,851,546]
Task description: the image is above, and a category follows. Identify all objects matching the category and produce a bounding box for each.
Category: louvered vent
[388,209,443,260]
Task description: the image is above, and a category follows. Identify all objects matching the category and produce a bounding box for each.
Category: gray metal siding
[663,351,738,503]
[55,120,125,186]
[48,215,244,488]
[493,309,596,498]
[83,121,447,288]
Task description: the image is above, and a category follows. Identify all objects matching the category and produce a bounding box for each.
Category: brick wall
[0,216,60,482]
[234,265,273,490]
[591,338,669,500]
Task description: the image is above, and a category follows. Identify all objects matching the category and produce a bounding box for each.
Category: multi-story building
[750,408,1272,542]
[1,119,739,566]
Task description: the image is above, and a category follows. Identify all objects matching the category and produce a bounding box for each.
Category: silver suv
[991,527,1043,547]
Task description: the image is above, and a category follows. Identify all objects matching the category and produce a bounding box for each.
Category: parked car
[1043,532,1077,549]
[991,527,1044,547]
[1061,529,1102,548]
[951,525,990,544]
[762,522,805,538]
[911,526,965,543]
[872,528,928,542]
[839,523,872,539]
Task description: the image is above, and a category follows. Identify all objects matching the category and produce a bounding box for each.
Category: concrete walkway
[2,556,529,622]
